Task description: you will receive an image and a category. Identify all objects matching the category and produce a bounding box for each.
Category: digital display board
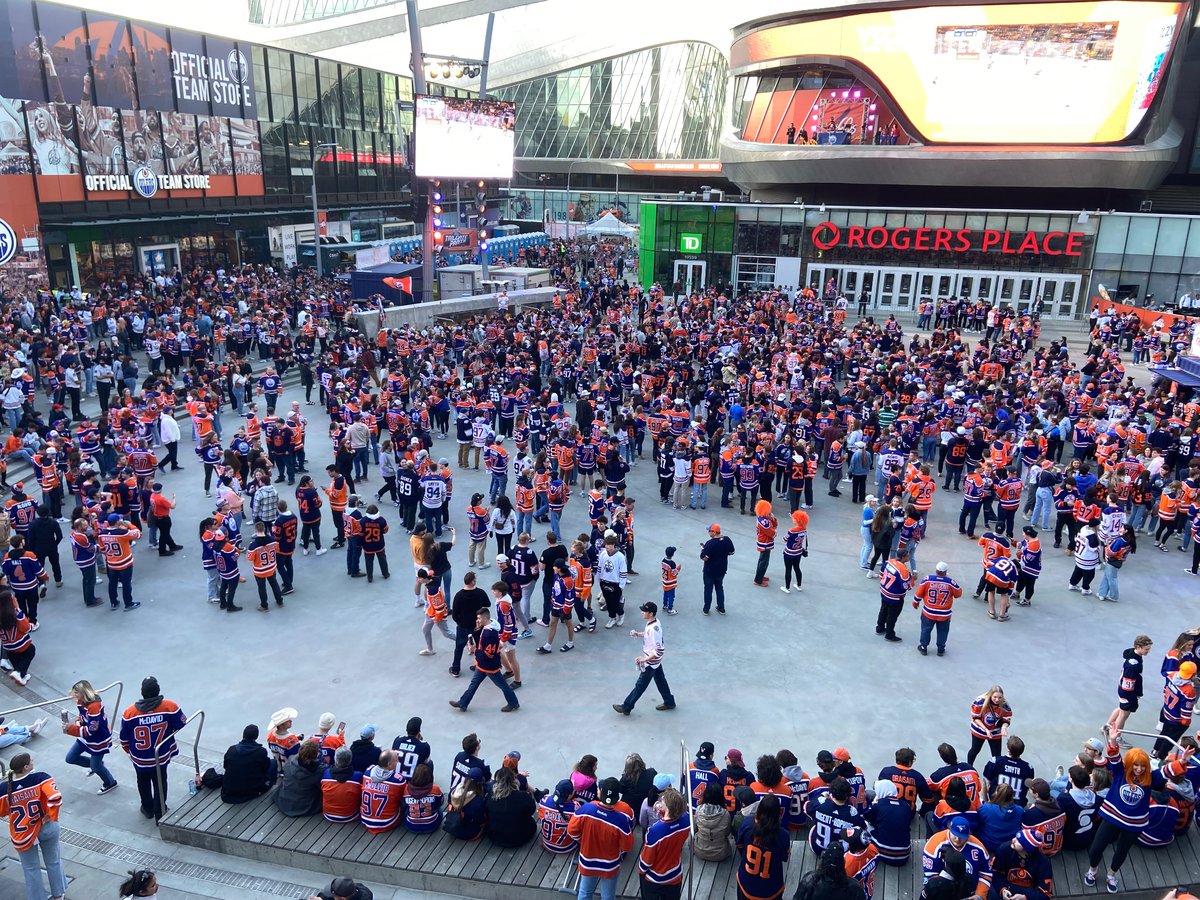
[731,1,1184,144]
[414,96,515,179]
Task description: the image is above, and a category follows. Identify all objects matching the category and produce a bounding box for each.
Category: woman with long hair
[447,768,486,841]
[793,841,866,900]
[0,751,65,900]
[976,783,1022,852]
[1085,730,1162,893]
[62,679,118,794]
[489,495,516,557]
[967,685,1011,766]
[866,505,895,575]
[570,754,599,803]
[0,590,35,686]
[735,792,790,900]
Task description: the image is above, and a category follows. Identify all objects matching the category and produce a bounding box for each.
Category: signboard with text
[809,221,1086,256]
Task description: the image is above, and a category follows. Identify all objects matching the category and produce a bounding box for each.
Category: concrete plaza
[6,323,1195,897]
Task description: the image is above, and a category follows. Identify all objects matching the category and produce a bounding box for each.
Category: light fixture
[427,67,438,79]
[442,64,451,78]
[453,66,464,79]
[819,203,826,213]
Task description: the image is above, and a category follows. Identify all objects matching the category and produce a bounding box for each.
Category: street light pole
[311,141,336,279]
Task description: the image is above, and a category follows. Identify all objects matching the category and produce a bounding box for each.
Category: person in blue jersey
[736,792,790,900]
[1107,635,1153,736]
[1084,728,1161,894]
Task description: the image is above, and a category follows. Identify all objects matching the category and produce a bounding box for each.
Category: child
[536,560,575,654]
[661,546,680,615]
[491,580,522,687]
[416,567,455,657]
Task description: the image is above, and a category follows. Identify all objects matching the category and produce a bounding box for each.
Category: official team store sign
[84,172,214,197]
[810,221,1086,257]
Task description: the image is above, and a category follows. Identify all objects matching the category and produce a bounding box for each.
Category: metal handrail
[152,708,205,815]
[682,740,695,900]
[1106,725,1188,758]
[0,680,123,726]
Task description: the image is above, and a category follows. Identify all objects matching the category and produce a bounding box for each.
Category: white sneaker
[1081,589,1094,596]
[302,548,310,556]
[616,615,624,626]
[0,658,11,671]
[419,649,435,656]
[316,548,328,556]
[29,717,46,736]
[780,586,791,594]
[605,619,617,629]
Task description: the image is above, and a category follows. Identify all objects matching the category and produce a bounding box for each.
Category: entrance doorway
[804,263,1083,319]
[673,259,707,296]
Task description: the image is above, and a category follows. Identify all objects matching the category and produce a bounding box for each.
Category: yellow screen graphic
[732,1,1182,144]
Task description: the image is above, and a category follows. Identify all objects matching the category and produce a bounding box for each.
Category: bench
[158,789,1200,899]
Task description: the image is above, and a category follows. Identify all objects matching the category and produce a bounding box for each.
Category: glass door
[895,271,916,309]
[672,260,707,296]
[1036,275,1083,320]
[878,271,897,307]
[957,275,975,299]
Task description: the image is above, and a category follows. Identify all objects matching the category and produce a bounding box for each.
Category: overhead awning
[1148,365,1200,388]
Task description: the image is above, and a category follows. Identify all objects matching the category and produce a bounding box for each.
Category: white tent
[580,211,636,237]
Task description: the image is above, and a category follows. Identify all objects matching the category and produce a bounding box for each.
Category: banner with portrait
[35,3,90,106]
[88,15,138,109]
[161,111,201,176]
[77,101,125,175]
[131,21,172,110]
[0,2,45,103]
[122,109,163,177]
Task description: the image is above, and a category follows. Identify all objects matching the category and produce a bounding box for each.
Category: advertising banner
[130,21,173,110]
[34,3,90,105]
[171,33,256,118]
[88,16,138,109]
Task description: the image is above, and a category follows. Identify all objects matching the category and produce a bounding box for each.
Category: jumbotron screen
[731,0,1184,144]
[414,96,515,179]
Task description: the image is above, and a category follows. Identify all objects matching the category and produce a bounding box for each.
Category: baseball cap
[506,750,521,762]
[639,601,658,614]
[554,779,574,800]
[495,554,509,564]
[1181,662,1197,680]
[726,749,744,765]
[467,766,485,781]
[833,747,851,762]
[708,523,721,534]
[698,742,715,759]
[330,877,359,898]
[1084,737,1104,753]
[599,777,621,805]
[816,750,834,765]
[1025,777,1050,800]
[949,816,971,838]
[360,723,377,739]
[936,561,949,573]
[653,772,674,790]
[107,513,121,524]
[1164,759,1187,778]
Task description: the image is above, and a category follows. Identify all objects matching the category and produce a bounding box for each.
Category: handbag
[441,805,463,836]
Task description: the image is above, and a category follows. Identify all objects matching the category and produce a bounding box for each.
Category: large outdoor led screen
[414,96,515,178]
[731,1,1184,144]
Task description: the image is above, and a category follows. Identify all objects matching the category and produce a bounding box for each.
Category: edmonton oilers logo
[132,166,158,199]
[228,49,249,84]
[0,218,16,266]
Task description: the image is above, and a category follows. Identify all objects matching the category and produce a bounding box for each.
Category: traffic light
[476,180,489,251]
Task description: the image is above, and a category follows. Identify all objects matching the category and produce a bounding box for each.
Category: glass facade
[639,202,1101,318]
[1092,214,1200,303]
[493,43,726,160]
[249,0,393,26]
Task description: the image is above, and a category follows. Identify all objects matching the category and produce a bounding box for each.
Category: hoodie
[1022,794,1067,856]
[865,780,913,864]
[350,738,381,774]
[692,801,732,861]
[781,764,810,828]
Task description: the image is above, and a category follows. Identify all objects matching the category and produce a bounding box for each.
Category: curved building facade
[722,0,1197,193]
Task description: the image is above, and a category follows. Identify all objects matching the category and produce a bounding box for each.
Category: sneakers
[316,548,328,556]
[918,645,928,656]
[605,619,617,629]
[1084,870,1097,887]
[449,701,464,710]
[616,615,624,625]
[419,648,436,656]
[612,703,630,716]
[29,621,39,632]
[655,703,676,711]
[780,586,791,594]
[500,705,519,713]
[302,548,310,556]
[0,658,11,671]
[29,716,47,735]
[1106,873,1118,893]
[98,782,119,795]
[665,608,678,615]
[518,629,534,639]
[126,602,142,610]
[1081,589,1094,596]
[1067,584,1081,592]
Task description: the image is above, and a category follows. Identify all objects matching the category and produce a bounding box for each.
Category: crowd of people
[0,250,1197,899]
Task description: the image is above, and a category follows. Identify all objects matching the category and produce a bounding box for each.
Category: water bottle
[187,778,198,797]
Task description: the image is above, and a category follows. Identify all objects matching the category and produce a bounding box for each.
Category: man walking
[913,561,962,657]
[700,524,735,615]
[449,608,519,713]
[120,676,187,821]
[449,572,490,677]
[612,602,676,716]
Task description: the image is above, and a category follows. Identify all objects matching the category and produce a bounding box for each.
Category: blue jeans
[516,511,533,537]
[423,506,444,536]
[1032,487,1054,530]
[1096,563,1121,601]
[548,510,562,541]
[860,526,873,569]
[919,615,950,651]
[66,739,118,788]
[19,818,66,900]
[577,873,619,900]
[1129,504,1149,530]
[4,407,20,431]
[943,466,963,491]
[353,447,369,480]
[489,472,508,502]
[621,664,675,711]
[458,668,519,710]
[690,483,708,508]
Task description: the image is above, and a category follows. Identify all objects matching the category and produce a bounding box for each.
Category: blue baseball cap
[949,817,971,838]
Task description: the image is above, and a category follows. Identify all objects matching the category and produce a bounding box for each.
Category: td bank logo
[679,233,702,253]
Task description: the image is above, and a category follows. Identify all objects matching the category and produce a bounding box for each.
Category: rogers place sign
[810,222,1086,257]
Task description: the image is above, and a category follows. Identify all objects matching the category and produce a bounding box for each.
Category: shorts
[554,608,572,621]
[1119,695,1139,713]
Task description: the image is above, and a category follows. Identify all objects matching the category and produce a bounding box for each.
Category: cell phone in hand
[60,710,70,724]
